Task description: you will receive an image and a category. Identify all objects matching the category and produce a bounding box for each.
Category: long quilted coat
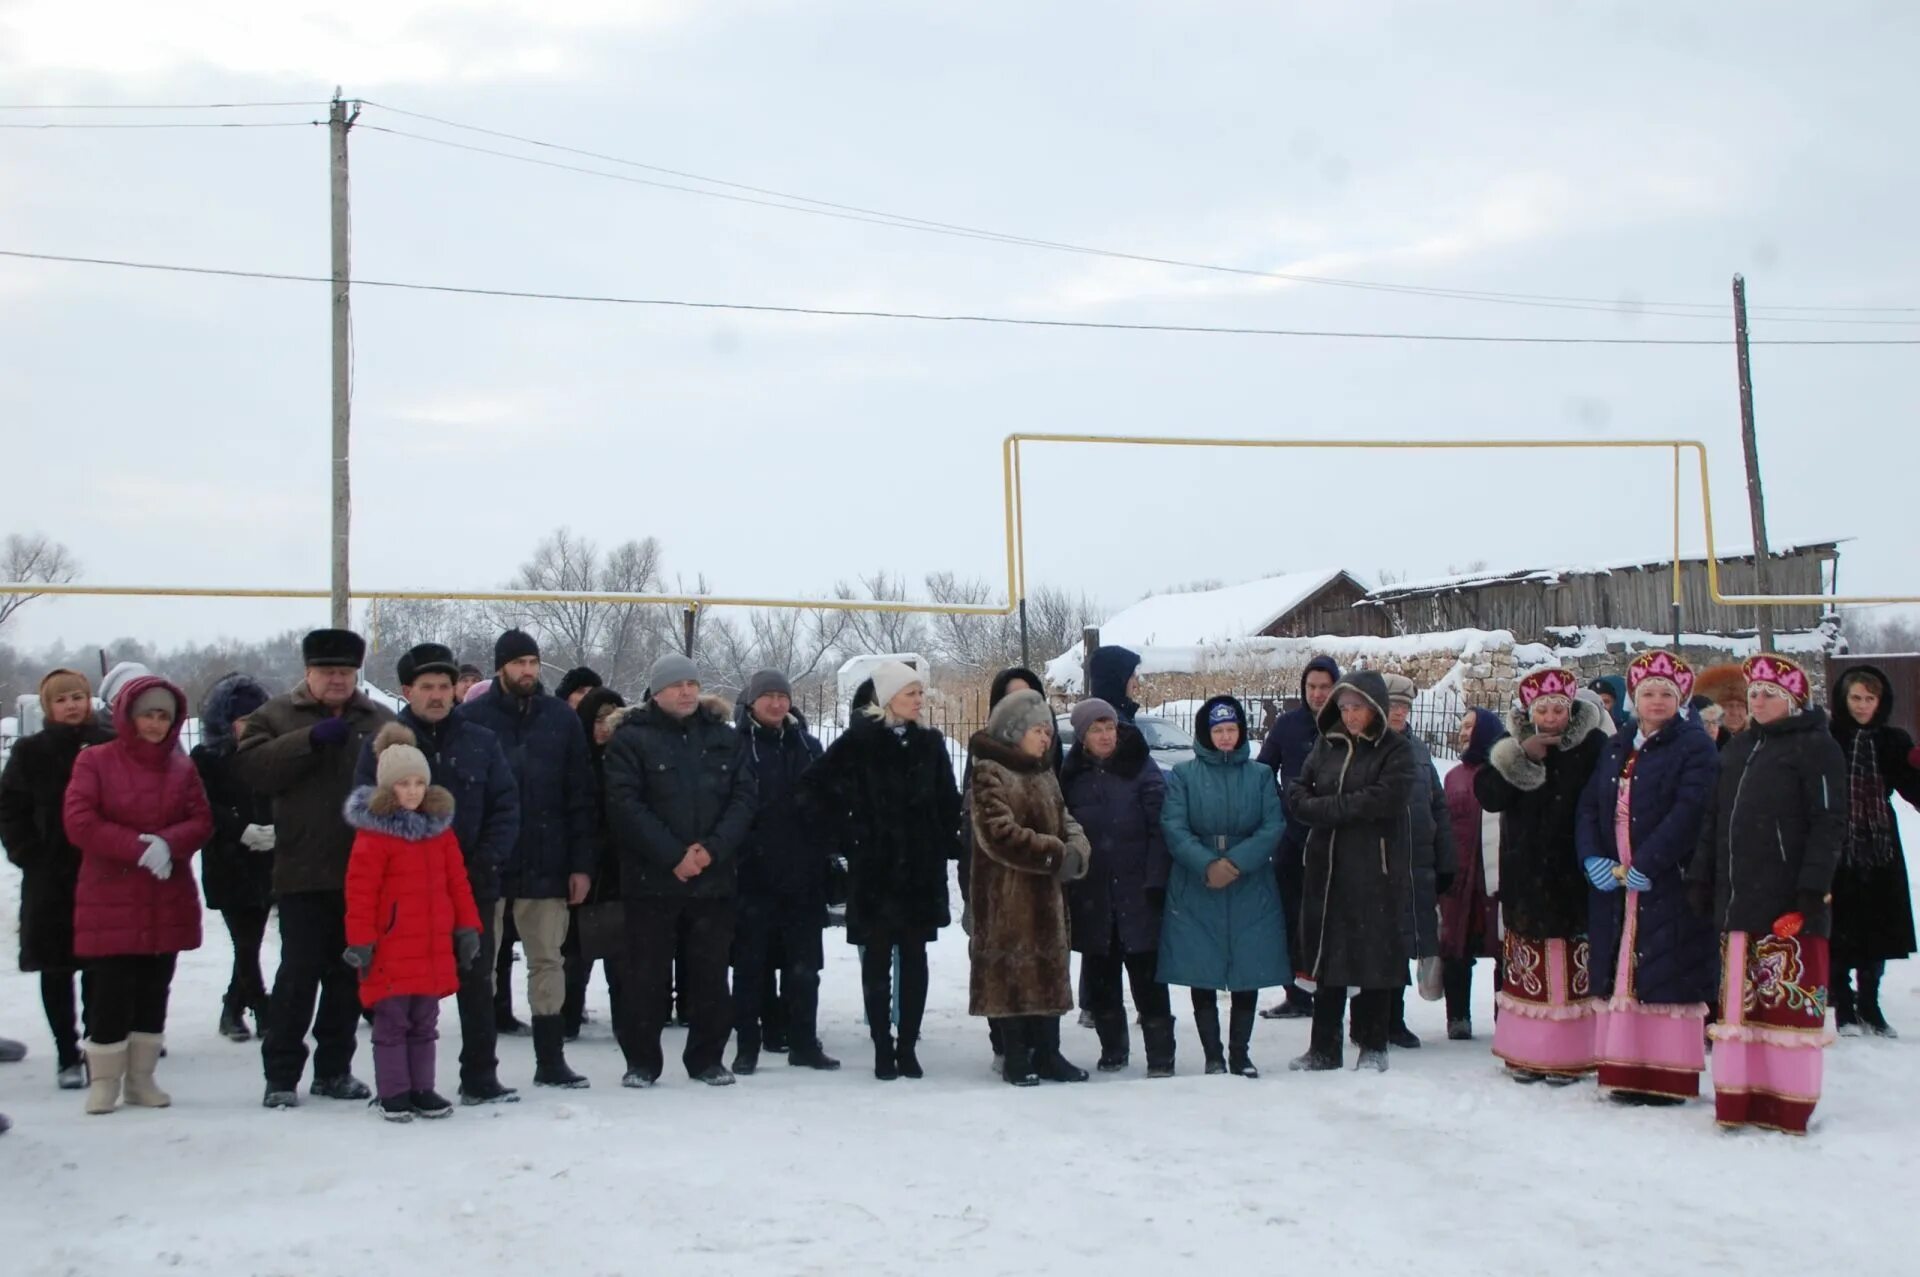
[61,676,212,959]
[1,716,115,970]
[1576,712,1721,1005]
[343,784,482,1008]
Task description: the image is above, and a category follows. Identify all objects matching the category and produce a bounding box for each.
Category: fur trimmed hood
[343,783,455,839]
[1489,696,1608,791]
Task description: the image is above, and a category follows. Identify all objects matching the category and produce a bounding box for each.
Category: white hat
[869,661,924,714]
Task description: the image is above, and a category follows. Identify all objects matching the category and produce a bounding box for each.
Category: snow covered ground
[5,816,1919,1275]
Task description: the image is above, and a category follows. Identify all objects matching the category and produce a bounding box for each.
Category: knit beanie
[647,653,701,697]
[372,723,431,788]
[38,668,91,718]
[868,661,923,715]
[1069,697,1118,739]
[99,662,151,711]
[128,685,177,722]
[745,668,793,704]
[1381,673,1418,708]
[494,629,541,671]
[988,689,1053,745]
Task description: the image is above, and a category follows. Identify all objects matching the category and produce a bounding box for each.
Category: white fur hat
[869,661,924,714]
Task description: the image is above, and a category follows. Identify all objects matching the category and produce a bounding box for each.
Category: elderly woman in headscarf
[1439,706,1506,1040]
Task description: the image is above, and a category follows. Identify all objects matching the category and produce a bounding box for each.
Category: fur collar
[343,784,455,839]
[635,695,734,731]
[969,730,1052,774]
[1489,698,1606,791]
[1062,720,1150,783]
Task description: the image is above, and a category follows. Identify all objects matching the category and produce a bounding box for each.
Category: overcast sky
[2,1,1915,655]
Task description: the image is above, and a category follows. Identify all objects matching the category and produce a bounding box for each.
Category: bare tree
[832,572,930,662]
[0,534,80,631]
[923,571,1017,675]
[1023,584,1105,667]
[1841,607,1920,654]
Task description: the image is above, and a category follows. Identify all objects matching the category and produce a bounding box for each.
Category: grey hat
[745,668,793,704]
[988,689,1054,745]
[647,653,701,697]
[1070,698,1118,739]
[1382,672,1418,708]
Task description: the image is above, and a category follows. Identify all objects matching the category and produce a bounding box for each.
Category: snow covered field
[5,815,1918,1275]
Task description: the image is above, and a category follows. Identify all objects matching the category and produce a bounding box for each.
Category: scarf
[1845,730,1896,867]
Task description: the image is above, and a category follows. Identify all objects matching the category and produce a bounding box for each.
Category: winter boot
[1388,990,1422,1049]
[219,992,252,1043]
[1228,998,1260,1079]
[1140,1016,1177,1078]
[1356,1048,1390,1073]
[311,1073,372,1101]
[693,1065,737,1087]
[1000,1019,1039,1087]
[1093,1012,1131,1073]
[1262,984,1315,1019]
[788,1041,842,1070]
[1508,1067,1546,1084]
[1033,1016,1090,1083]
[1833,974,1862,1036]
[374,1094,414,1123]
[532,1015,590,1088]
[82,1040,127,1115]
[1291,993,1345,1071]
[1193,998,1227,1075]
[458,1076,520,1106]
[871,1034,899,1082]
[895,1037,924,1080]
[410,1089,454,1118]
[1859,965,1898,1038]
[123,1033,171,1108]
[0,1035,23,1063]
[57,1061,87,1090]
[1447,1018,1474,1042]
[732,1029,761,1077]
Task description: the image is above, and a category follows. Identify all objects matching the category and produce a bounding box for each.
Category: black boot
[895,1038,924,1079]
[872,1034,899,1081]
[1033,1016,1089,1083]
[1834,971,1862,1035]
[731,1028,761,1077]
[532,1015,589,1088]
[1000,1018,1039,1086]
[1093,1013,1131,1073]
[1228,997,1259,1079]
[783,970,838,1069]
[1290,989,1345,1071]
[1387,988,1422,1049]
[219,992,252,1043]
[1859,963,1898,1038]
[1142,1016,1177,1078]
[1193,996,1227,1074]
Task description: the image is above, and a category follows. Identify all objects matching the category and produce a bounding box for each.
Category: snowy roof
[1365,535,1848,602]
[1091,569,1364,649]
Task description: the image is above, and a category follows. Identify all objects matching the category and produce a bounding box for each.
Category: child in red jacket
[343,725,482,1122]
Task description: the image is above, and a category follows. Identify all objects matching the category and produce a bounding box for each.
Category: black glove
[310,716,351,748]
[1685,880,1715,921]
[1794,888,1830,927]
[342,943,374,975]
[1435,872,1455,895]
[454,928,480,971]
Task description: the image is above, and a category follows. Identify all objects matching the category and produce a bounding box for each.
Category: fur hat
[396,642,460,687]
[868,661,924,715]
[371,722,431,789]
[302,629,366,670]
[1695,662,1749,710]
[1519,668,1580,710]
[988,689,1053,744]
[38,668,91,719]
[494,629,540,671]
[1069,698,1118,739]
[745,668,792,704]
[1744,654,1811,709]
[1381,672,1417,708]
[1574,688,1618,736]
[1628,650,1695,703]
[555,667,603,701]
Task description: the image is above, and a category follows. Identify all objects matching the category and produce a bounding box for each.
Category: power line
[5,247,1918,346]
[356,98,1920,321]
[0,120,321,130]
[0,100,330,110]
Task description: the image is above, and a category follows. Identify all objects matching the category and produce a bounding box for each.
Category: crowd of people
[0,628,1914,1137]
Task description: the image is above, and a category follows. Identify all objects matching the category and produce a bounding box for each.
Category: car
[1054,711,1197,774]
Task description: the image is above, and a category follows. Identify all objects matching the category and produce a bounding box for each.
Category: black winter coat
[460,680,600,900]
[353,707,521,903]
[1288,672,1420,989]
[1475,697,1610,941]
[1061,723,1170,957]
[1828,666,1920,964]
[0,721,116,970]
[1256,654,1342,872]
[603,697,756,901]
[1578,713,1721,1006]
[1401,731,1456,960]
[1690,708,1846,938]
[234,687,395,895]
[798,713,961,946]
[735,705,831,922]
[190,673,276,915]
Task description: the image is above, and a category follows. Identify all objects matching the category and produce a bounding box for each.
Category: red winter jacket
[343,784,482,1007]
[62,676,211,959]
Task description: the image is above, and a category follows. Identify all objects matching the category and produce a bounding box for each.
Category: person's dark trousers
[455,897,501,1090]
[617,895,737,1079]
[761,934,789,1050]
[40,967,92,1070]
[732,896,825,1052]
[494,903,520,1026]
[1274,861,1314,1011]
[861,941,929,1041]
[561,915,596,1038]
[1084,949,1172,1062]
[659,913,694,1023]
[86,954,177,1045]
[1442,958,1476,1026]
[262,890,362,1089]
[1312,986,1390,1058]
[221,906,271,1022]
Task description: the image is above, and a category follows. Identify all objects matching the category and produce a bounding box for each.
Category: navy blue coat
[1256,655,1341,872]
[1577,713,1721,1005]
[735,704,830,920]
[1061,722,1170,957]
[354,706,521,902]
[459,681,598,900]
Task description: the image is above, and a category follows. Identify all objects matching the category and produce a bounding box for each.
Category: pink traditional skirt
[1710,931,1832,1135]
[1493,932,1597,1077]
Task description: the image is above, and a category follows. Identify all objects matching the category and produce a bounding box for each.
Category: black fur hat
[302,628,366,670]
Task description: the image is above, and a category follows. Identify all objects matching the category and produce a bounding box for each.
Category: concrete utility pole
[1732,273,1776,653]
[330,90,360,631]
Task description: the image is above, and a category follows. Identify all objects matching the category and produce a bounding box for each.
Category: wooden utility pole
[329,91,359,631]
[1732,273,1776,653]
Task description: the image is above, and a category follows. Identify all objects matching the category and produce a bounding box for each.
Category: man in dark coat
[1285,670,1420,1072]
[459,629,599,1089]
[1086,645,1143,722]
[234,628,395,1108]
[1381,672,1458,1050]
[353,642,522,1104]
[603,653,757,1087]
[1256,654,1340,1019]
[729,669,838,1075]
[0,668,115,1086]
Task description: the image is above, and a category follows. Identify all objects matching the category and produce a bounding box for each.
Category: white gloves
[240,824,277,853]
[137,834,173,880]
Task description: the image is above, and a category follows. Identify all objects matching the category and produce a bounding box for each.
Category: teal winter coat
[1156,696,1291,993]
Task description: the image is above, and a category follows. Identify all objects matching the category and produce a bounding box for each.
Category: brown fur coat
[967,733,1090,1018]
